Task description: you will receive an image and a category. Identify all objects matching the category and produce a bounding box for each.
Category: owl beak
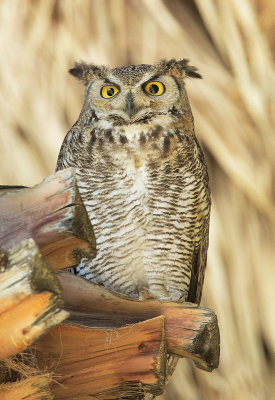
[126,91,136,119]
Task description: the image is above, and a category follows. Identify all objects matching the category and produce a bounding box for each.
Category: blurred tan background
[0,1,274,399]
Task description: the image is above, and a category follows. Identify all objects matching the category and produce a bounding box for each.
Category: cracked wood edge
[0,168,96,270]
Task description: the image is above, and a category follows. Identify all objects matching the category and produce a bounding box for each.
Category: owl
[56,59,210,306]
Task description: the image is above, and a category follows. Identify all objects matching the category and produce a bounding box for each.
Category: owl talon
[178,290,186,302]
[168,290,186,302]
[156,290,186,302]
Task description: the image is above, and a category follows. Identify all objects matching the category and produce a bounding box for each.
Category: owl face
[87,73,180,124]
[69,59,202,126]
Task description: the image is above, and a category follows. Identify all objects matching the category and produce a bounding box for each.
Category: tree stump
[59,272,220,372]
[30,273,219,399]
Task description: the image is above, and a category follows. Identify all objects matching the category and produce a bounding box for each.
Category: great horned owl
[56,59,210,306]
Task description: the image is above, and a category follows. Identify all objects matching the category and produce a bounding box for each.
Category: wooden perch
[0,239,68,360]
[58,272,220,372]
[34,316,166,400]
[0,168,96,270]
[31,274,219,399]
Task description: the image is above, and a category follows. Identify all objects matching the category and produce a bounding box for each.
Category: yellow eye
[144,81,165,96]
[101,85,119,98]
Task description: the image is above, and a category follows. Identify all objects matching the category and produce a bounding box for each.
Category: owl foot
[138,287,155,301]
[177,290,186,302]
[138,287,185,302]
[157,290,186,302]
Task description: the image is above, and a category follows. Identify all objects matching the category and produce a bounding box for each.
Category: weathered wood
[0,168,96,270]
[58,272,220,371]
[0,291,67,360]
[34,316,167,400]
[0,239,68,360]
[0,375,53,400]
[0,248,8,270]
[0,240,62,315]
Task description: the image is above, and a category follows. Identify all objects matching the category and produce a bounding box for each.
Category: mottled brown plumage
[57,59,210,306]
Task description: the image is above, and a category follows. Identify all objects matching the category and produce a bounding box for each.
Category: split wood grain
[0,239,61,315]
[0,239,68,360]
[0,375,53,400]
[34,316,166,400]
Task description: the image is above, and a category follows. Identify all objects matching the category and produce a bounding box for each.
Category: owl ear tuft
[69,62,108,85]
[156,59,202,80]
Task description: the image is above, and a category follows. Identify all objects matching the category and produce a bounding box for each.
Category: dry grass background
[0,1,274,399]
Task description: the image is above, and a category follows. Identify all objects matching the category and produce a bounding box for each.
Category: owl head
[69,59,201,126]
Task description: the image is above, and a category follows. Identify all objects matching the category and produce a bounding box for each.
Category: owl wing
[186,227,209,305]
